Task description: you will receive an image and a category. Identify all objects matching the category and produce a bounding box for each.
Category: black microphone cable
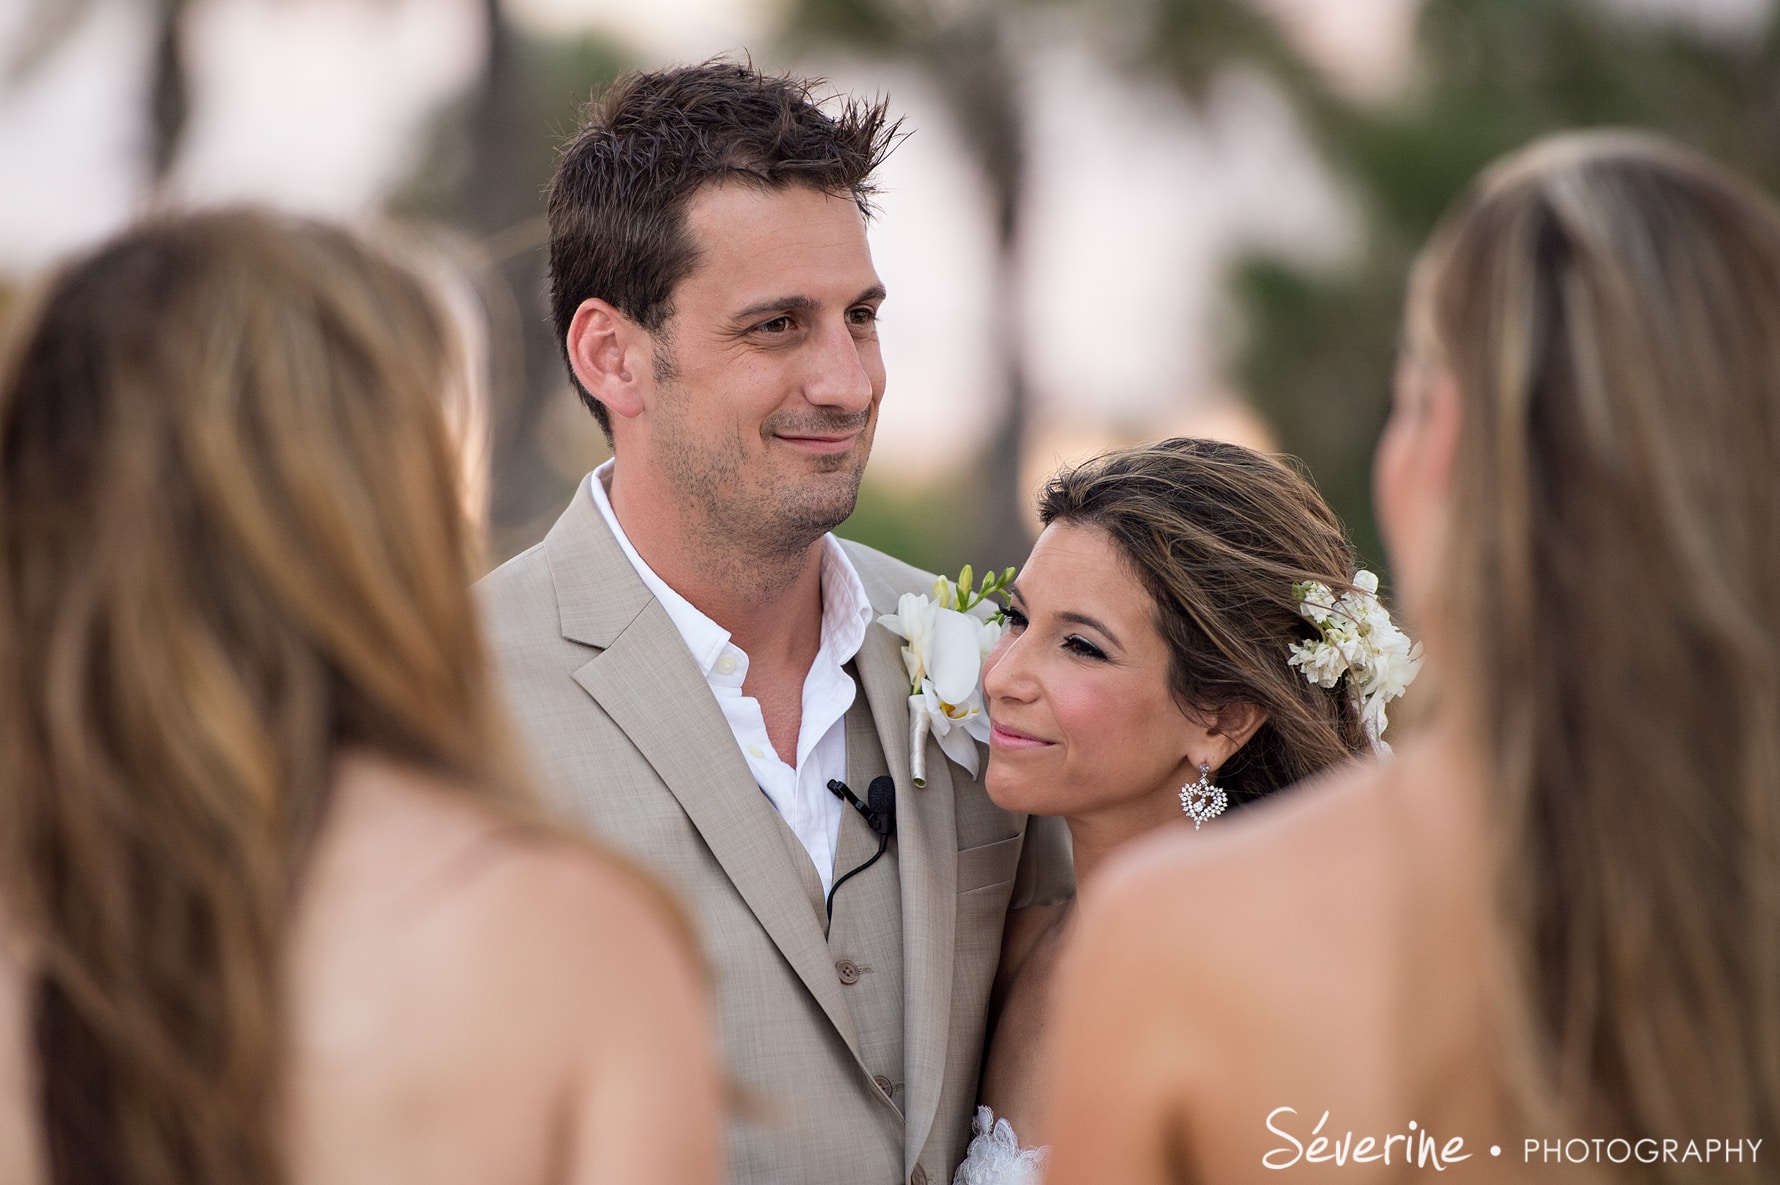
[825,775,896,923]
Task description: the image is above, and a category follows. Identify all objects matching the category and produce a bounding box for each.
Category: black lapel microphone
[828,775,896,837]
[824,776,897,922]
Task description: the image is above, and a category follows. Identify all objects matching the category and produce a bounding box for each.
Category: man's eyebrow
[733,295,817,322]
[731,285,887,323]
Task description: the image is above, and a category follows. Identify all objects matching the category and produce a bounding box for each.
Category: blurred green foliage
[839,479,975,576]
[1226,0,1780,569]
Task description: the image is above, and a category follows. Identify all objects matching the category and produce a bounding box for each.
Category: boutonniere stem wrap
[1287,570,1422,753]
[878,565,1015,787]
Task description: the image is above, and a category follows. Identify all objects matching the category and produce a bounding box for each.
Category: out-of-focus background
[3,0,1775,575]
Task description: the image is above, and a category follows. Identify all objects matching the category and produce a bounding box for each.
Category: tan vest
[830,689,906,1112]
[776,675,907,1113]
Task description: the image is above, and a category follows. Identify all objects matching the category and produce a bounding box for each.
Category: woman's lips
[989,722,1053,750]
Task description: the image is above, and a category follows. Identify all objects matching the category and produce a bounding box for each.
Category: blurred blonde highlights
[0,208,534,1185]
[375,223,497,560]
[1412,131,1780,1169]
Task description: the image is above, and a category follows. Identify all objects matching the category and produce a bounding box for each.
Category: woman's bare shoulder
[289,755,703,1100]
[1092,740,1460,956]
[299,752,695,1022]
[289,754,717,1185]
[1051,736,1495,1148]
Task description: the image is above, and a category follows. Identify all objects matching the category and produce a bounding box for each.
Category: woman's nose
[982,628,1029,703]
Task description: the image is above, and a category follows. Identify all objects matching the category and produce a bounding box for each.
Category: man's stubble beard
[652,358,872,602]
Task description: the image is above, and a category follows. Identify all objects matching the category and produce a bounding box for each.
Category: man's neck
[607,464,826,665]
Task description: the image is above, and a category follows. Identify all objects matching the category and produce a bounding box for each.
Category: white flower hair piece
[1287,570,1422,754]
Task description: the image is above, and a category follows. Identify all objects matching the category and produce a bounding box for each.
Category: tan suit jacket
[477,488,1071,1185]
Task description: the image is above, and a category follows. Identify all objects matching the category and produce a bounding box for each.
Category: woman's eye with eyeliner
[1004,606,1028,631]
[1063,635,1105,660]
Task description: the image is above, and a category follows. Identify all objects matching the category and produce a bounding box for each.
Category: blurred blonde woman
[1044,131,1780,1183]
[0,210,721,1185]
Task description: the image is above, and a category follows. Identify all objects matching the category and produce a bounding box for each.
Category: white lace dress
[952,1106,1048,1185]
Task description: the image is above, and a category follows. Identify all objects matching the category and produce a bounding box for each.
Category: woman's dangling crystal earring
[1178,763,1228,830]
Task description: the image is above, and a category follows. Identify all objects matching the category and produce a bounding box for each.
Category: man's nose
[802,320,878,411]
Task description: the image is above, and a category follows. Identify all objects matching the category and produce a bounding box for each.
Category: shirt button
[873,1074,894,1096]
[911,1167,929,1185]
[836,959,861,985]
[715,654,738,675]
[747,743,765,759]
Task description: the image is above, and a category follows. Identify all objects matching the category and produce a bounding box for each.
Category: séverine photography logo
[1262,1107,1763,1172]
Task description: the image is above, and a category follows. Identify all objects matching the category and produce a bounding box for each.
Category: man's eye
[847,306,879,326]
[757,316,794,334]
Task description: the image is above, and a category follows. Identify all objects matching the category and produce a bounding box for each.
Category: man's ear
[1197,702,1269,772]
[565,298,649,422]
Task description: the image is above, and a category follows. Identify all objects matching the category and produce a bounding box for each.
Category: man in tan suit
[479,63,1070,1185]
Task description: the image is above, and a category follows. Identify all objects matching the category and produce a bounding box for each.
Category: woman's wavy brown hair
[1412,132,1780,1172]
[0,209,530,1185]
[1037,437,1375,806]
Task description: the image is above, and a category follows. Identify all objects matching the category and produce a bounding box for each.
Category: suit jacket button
[836,959,861,985]
[911,1167,929,1185]
[872,1074,893,1096]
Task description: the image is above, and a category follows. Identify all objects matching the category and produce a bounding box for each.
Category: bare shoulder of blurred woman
[1044,729,1515,1184]
[0,209,719,1185]
[288,752,717,1185]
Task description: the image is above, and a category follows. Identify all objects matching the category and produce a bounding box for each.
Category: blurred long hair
[0,209,529,1185]
[1413,132,1780,1171]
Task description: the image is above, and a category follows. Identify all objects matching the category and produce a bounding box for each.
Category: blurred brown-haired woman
[0,209,720,1185]
[1044,132,1780,1184]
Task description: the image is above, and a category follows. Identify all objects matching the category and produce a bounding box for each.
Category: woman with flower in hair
[953,436,1418,1184]
[1044,132,1780,1185]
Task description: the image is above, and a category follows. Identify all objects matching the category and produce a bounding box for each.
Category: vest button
[911,1167,929,1185]
[873,1074,894,1096]
[836,959,861,985]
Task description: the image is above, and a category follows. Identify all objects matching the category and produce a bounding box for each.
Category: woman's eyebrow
[1057,610,1120,648]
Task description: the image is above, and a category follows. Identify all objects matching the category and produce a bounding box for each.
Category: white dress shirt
[587,462,873,894]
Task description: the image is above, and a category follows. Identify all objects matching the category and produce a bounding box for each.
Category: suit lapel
[545,492,866,1064]
[851,572,958,1165]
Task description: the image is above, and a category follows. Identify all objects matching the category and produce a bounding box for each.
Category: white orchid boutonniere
[1287,570,1423,753]
[878,564,1015,787]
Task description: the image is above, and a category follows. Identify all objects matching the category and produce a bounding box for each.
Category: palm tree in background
[1225,0,1780,568]
[393,4,627,562]
[16,0,1778,575]
[6,0,193,187]
[788,0,1780,577]
[780,0,1336,573]
[782,0,1038,574]
[4,0,628,564]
